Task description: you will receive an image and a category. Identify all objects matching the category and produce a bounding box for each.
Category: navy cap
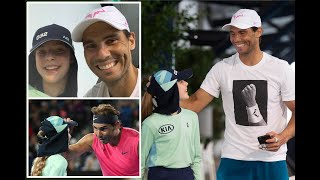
[146,68,193,115]
[37,116,77,157]
[30,24,74,53]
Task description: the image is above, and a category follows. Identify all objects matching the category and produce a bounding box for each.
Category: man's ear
[256,27,263,38]
[129,32,136,50]
[115,120,121,129]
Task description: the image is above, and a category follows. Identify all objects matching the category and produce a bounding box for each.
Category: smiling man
[72,5,139,97]
[65,103,139,176]
[180,9,295,180]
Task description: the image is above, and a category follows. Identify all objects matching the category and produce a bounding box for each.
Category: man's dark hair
[251,27,262,44]
[122,30,131,39]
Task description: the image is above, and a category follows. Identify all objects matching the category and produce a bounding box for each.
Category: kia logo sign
[158,124,174,134]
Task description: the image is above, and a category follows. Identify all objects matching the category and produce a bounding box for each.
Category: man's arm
[265,100,295,151]
[65,133,94,160]
[180,88,214,113]
[281,100,295,140]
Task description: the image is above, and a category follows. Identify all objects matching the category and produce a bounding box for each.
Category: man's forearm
[281,111,295,142]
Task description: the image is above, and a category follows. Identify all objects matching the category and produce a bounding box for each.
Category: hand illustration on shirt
[241,84,266,126]
[241,84,257,107]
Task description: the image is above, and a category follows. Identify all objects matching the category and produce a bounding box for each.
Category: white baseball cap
[222,9,261,31]
[72,6,130,42]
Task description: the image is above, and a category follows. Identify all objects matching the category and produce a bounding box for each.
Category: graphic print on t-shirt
[233,80,267,126]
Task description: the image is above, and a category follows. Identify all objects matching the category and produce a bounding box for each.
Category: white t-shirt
[201,52,295,162]
[84,69,140,97]
[287,62,295,123]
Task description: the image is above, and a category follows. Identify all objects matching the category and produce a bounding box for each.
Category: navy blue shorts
[217,158,289,180]
[148,166,194,180]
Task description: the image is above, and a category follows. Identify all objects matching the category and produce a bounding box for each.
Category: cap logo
[63,35,69,42]
[173,70,178,75]
[36,32,48,40]
[233,14,244,19]
[85,9,106,19]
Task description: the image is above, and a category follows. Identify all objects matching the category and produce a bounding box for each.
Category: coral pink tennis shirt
[92,127,139,176]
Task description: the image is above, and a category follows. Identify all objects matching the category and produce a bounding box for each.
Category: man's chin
[100,139,109,144]
[101,75,123,85]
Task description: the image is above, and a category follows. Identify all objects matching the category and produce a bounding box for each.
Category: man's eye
[106,39,117,45]
[84,44,96,49]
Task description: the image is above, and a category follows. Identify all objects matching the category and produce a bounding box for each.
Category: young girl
[141,68,202,180]
[28,24,78,97]
[31,116,77,176]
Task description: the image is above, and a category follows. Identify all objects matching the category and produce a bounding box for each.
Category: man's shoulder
[84,82,105,97]
[122,128,139,145]
[79,133,94,145]
[84,133,95,140]
[221,53,238,64]
[211,54,237,69]
[123,127,139,137]
[263,52,290,67]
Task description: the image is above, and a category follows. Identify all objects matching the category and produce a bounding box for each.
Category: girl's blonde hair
[31,130,49,176]
[31,156,49,176]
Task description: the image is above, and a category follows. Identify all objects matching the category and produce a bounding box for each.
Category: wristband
[246,104,263,123]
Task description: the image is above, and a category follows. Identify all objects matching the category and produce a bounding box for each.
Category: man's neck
[110,128,122,146]
[239,48,263,66]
